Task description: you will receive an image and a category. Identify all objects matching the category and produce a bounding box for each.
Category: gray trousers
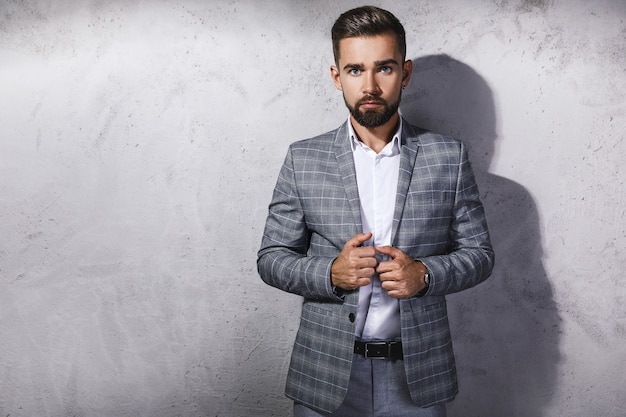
[293,353,447,417]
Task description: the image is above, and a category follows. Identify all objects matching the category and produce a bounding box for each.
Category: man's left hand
[375,246,427,299]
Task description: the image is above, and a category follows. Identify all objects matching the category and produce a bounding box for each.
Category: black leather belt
[354,341,403,359]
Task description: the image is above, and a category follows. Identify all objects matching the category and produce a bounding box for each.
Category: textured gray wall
[1,0,625,416]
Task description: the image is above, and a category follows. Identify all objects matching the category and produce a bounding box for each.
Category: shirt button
[348,313,355,323]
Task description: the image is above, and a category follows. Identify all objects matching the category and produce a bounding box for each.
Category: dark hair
[331,6,406,65]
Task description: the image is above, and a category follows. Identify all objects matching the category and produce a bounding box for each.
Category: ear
[402,59,413,88]
[330,65,343,91]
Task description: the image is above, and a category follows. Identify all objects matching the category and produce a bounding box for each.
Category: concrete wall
[1,0,624,416]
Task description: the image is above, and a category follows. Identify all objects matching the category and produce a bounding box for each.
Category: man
[257,6,494,417]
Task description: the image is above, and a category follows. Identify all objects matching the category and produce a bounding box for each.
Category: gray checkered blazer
[257,119,494,413]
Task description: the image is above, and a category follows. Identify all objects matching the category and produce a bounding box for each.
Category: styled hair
[331,6,407,65]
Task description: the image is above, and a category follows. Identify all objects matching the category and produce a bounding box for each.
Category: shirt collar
[348,117,403,155]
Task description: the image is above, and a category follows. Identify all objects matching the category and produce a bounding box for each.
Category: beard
[345,92,401,128]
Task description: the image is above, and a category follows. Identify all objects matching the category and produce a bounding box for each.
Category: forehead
[337,33,402,65]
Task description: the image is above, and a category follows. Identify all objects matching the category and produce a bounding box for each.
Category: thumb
[375,245,402,258]
[345,232,373,248]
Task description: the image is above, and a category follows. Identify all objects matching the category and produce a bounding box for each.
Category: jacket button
[348,313,355,323]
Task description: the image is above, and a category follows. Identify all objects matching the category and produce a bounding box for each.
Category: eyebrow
[375,59,401,67]
[342,59,401,71]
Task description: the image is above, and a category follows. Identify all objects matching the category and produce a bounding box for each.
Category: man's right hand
[331,232,377,291]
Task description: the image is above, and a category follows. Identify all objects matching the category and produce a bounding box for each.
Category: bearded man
[258,6,494,417]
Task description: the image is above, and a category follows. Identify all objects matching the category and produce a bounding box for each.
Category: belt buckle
[364,342,389,359]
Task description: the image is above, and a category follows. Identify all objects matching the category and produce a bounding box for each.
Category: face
[331,33,412,129]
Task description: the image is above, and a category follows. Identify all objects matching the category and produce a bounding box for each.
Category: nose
[363,72,381,95]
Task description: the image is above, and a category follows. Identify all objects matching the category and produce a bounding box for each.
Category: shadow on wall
[401,55,562,417]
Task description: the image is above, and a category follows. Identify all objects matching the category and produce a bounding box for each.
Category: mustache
[356,96,387,106]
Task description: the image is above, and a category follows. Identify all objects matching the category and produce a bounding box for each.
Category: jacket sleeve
[419,141,495,296]
[257,146,340,301]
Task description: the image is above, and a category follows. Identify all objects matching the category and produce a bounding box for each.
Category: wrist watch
[416,271,430,298]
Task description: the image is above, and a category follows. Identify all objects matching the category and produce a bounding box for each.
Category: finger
[376,256,398,274]
[378,269,400,283]
[376,262,393,276]
[343,276,372,291]
[382,281,410,298]
[377,270,394,281]
[380,278,399,291]
[359,256,379,268]
[386,290,406,300]
[354,277,372,288]
[346,232,373,248]
[375,245,403,259]
[352,246,377,260]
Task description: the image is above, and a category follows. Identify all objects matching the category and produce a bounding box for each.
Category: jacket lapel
[392,121,423,244]
[334,122,363,234]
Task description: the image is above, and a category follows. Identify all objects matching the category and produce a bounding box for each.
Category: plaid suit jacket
[257,119,494,413]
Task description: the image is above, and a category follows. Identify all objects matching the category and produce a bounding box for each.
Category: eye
[349,68,361,76]
[380,66,392,73]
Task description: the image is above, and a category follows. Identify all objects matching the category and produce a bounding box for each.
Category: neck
[351,113,400,154]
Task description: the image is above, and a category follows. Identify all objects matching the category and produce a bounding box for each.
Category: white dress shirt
[349,120,402,342]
